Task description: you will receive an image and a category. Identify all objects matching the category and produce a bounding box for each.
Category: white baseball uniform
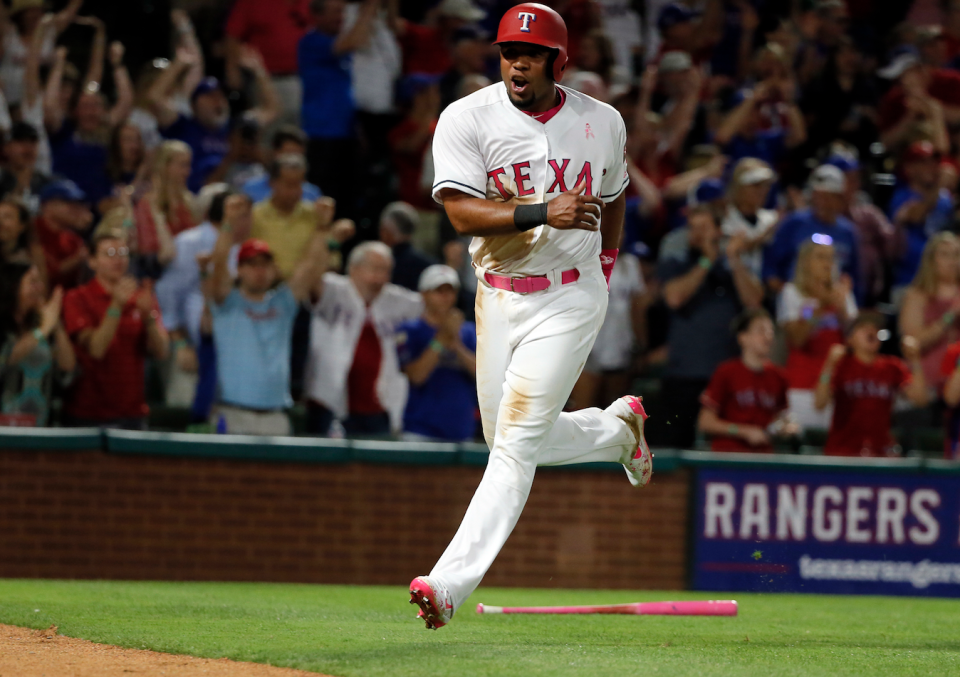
[428,82,640,611]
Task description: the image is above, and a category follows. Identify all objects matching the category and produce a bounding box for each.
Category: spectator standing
[224,0,311,126]
[397,264,477,441]
[575,29,628,98]
[654,1,723,64]
[241,126,321,204]
[438,27,490,111]
[778,239,857,431]
[629,63,703,192]
[105,122,147,197]
[206,212,333,436]
[713,77,807,169]
[389,76,441,215]
[129,12,205,153]
[343,0,401,151]
[134,140,197,276]
[155,189,249,372]
[597,0,641,80]
[0,0,81,107]
[46,30,134,214]
[394,0,486,76]
[250,153,355,401]
[0,122,51,215]
[0,199,40,267]
[939,334,960,459]
[721,158,778,278]
[898,233,960,395]
[888,141,954,298]
[815,315,927,457]
[251,154,338,279]
[34,180,92,290]
[299,0,378,217]
[149,48,279,192]
[21,16,52,176]
[62,228,169,428]
[379,201,436,291]
[878,45,960,153]
[304,241,423,435]
[800,36,878,158]
[763,164,860,297]
[658,206,764,448]
[0,262,75,426]
[698,309,794,453]
[828,153,898,308]
[204,117,267,191]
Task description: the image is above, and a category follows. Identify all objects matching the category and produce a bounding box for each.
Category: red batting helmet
[494,3,568,81]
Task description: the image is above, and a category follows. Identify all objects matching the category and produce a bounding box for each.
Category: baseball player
[409,3,653,630]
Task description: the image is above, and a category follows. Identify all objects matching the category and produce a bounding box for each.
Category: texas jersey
[432,83,628,275]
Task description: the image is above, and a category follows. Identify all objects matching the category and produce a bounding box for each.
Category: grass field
[0,579,957,677]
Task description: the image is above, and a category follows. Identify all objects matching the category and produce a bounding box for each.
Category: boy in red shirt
[62,229,169,428]
[816,313,927,457]
[698,309,795,452]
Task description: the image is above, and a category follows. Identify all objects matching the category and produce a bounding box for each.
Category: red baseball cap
[237,238,274,264]
[902,140,937,164]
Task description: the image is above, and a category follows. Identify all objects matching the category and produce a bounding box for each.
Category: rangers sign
[692,467,960,597]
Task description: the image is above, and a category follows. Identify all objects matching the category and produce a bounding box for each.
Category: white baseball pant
[429,260,638,611]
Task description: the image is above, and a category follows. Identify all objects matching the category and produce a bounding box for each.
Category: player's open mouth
[511,77,529,95]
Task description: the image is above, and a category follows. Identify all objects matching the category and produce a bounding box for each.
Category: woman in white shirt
[0,0,81,107]
[777,238,858,431]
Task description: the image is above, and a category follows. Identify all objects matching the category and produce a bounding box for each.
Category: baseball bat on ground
[476,600,737,616]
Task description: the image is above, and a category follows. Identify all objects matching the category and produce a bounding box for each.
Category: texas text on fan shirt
[431,82,629,275]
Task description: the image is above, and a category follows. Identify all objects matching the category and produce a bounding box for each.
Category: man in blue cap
[148,48,280,192]
[763,164,860,300]
[34,180,93,289]
[690,177,726,216]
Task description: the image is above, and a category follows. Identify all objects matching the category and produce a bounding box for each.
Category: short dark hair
[847,310,887,335]
[731,308,772,335]
[271,125,307,151]
[269,153,308,180]
[208,189,236,224]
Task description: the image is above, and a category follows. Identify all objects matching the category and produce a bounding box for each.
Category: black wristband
[514,202,549,232]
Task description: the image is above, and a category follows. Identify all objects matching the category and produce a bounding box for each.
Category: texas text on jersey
[432,82,629,276]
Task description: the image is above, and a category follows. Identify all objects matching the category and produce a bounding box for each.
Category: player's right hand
[546,181,602,231]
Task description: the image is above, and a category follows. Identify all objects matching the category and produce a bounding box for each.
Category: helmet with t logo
[493,3,568,81]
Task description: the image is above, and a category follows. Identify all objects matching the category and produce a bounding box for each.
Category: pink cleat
[605,395,653,488]
[409,576,454,630]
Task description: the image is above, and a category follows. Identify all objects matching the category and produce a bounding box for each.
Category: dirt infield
[0,624,333,677]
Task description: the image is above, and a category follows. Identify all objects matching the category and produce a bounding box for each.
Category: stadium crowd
[2,0,960,459]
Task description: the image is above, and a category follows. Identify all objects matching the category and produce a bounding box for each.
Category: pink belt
[483,268,580,294]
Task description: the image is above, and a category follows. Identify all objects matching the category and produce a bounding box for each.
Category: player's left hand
[546,181,602,231]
